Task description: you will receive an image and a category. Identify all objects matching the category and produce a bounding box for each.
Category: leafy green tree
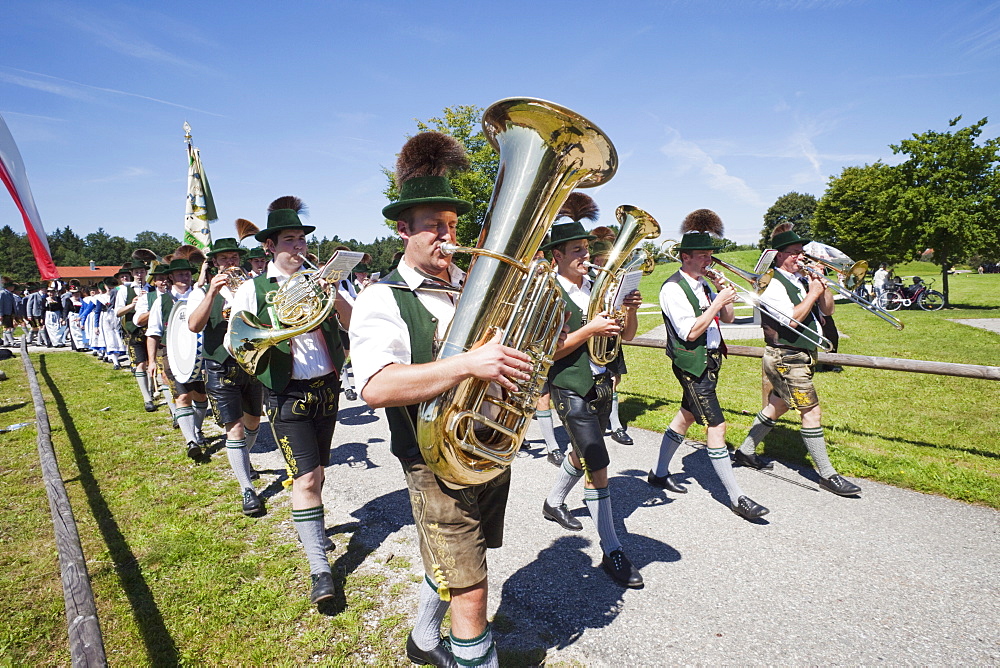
[130,231,181,260]
[888,116,1000,300]
[383,105,498,246]
[813,162,914,266]
[760,192,818,249]
[83,228,130,265]
[0,225,37,282]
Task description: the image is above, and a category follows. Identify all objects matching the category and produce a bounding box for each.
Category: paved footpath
[246,394,998,666]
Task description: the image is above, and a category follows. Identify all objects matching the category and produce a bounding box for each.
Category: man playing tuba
[225,198,353,606]
[350,132,532,668]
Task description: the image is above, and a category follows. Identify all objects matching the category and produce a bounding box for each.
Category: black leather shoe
[731,495,769,520]
[242,488,264,516]
[144,400,156,412]
[249,468,261,481]
[602,549,644,588]
[310,571,336,604]
[543,500,583,531]
[819,474,861,496]
[406,632,457,668]
[546,450,564,467]
[732,449,774,470]
[646,470,687,493]
[186,442,202,461]
[344,389,357,401]
[610,428,634,445]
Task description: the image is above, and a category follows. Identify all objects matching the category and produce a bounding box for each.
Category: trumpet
[662,241,834,351]
[802,255,904,330]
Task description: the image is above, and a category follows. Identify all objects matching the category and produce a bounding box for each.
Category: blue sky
[2,0,998,249]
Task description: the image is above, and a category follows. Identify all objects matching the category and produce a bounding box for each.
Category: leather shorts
[550,372,614,473]
[205,357,263,427]
[763,346,819,410]
[672,350,725,427]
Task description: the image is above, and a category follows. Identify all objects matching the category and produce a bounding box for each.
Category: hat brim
[775,237,812,251]
[382,197,472,222]
[254,224,317,243]
[675,241,727,252]
[207,248,248,258]
[539,232,597,251]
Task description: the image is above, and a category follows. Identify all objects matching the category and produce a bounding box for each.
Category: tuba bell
[417,97,618,487]
[585,205,660,366]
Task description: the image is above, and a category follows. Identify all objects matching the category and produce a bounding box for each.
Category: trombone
[662,240,834,351]
[802,254,904,330]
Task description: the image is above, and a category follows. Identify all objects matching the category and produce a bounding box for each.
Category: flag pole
[183,122,215,251]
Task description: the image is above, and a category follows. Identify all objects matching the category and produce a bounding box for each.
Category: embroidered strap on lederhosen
[249,274,345,393]
[662,272,711,377]
[383,268,438,461]
[761,271,818,351]
[548,282,596,396]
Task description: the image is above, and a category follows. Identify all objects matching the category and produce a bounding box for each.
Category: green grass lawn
[623,255,1000,508]
[0,353,413,665]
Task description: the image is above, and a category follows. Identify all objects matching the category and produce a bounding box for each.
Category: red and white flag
[0,114,58,280]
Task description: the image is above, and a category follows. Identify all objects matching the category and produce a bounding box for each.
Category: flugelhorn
[418,97,617,487]
[802,254,904,330]
[584,205,660,365]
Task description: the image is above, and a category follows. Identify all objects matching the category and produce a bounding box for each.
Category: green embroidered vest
[383,268,438,462]
[662,272,710,376]
[200,290,229,363]
[763,271,818,351]
[249,274,345,393]
[548,281,596,396]
[122,285,138,333]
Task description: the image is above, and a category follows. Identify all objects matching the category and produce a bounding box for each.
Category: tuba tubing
[416,97,618,487]
[585,205,660,366]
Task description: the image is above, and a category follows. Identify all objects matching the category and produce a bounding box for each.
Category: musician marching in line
[225,197,352,605]
[187,238,265,517]
[145,255,210,461]
[116,260,157,411]
[734,223,862,497]
[351,132,532,668]
[540,192,645,589]
[246,246,268,277]
[650,210,769,520]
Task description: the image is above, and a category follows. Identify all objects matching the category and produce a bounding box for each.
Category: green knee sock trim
[292,506,325,522]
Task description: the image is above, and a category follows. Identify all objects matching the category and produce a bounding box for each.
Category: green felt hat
[675,231,726,252]
[540,221,597,251]
[207,237,248,258]
[115,263,133,277]
[771,229,811,251]
[150,264,170,277]
[166,258,196,273]
[354,263,371,274]
[130,261,150,271]
[255,208,316,243]
[382,176,472,221]
[247,246,267,259]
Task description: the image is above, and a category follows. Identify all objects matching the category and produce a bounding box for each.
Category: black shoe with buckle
[242,488,264,516]
[406,631,457,668]
[144,400,156,412]
[310,571,336,604]
[602,549,644,588]
[819,474,861,496]
[610,428,634,445]
[731,495,769,521]
[543,500,583,531]
[546,450,564,467]
[646,470,687,493]
[732,449,774,470]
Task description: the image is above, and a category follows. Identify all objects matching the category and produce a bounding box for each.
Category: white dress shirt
[556,274,606,376]
[349,259,464,399]
[659,270,722,349]
[759,267,807,328]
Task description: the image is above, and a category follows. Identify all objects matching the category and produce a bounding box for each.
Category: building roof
[56,266,121,279]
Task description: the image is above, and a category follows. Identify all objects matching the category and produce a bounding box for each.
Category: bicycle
[876,276,945,311]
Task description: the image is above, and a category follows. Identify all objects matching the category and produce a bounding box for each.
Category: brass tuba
[229,252,348,375]
[585,205,660,365]
[417,97,618,487]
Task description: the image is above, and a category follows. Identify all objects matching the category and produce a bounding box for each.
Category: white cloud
[660,128,767,207]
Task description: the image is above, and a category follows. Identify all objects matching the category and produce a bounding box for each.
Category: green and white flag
[183,122,217,251]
